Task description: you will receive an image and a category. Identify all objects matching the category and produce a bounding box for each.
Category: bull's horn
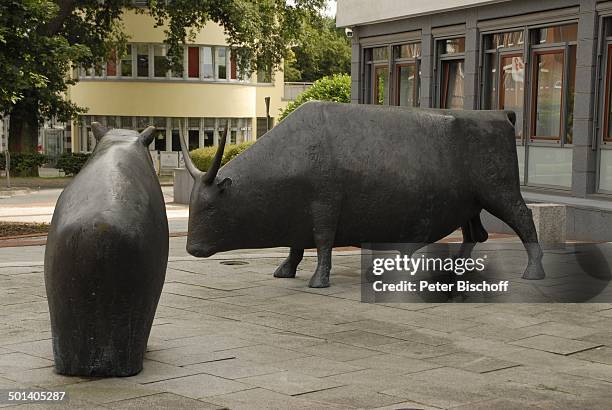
[178,120,204,179]
[203,121,229,185]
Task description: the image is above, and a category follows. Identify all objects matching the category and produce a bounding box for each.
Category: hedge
[0,152,47,175]
[190,141,254,172]
[56,153,91,176]
[279,73,351,121]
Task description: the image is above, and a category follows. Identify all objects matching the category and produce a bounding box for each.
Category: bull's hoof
[273,262,297,278]
[308,275,330,288]
[522,262,545,280]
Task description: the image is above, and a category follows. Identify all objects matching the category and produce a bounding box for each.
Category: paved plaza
[1,190,612,408]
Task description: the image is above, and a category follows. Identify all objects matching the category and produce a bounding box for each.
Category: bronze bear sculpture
[181,102,544,288]
[44,124,169,376]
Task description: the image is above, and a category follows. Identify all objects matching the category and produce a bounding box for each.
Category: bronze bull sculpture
[181,102,544,288]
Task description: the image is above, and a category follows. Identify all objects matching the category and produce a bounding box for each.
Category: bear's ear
[139,126,156,146]
[91,122,109,141]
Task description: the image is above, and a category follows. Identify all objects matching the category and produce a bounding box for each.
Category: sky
[325,0,337,17]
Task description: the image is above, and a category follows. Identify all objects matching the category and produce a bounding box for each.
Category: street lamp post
[265,96,271,133]
[4,116,10,189]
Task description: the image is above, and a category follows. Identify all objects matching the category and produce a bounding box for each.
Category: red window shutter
[106,50,117,76]
[230,53,237,79]
[188,47,199,78]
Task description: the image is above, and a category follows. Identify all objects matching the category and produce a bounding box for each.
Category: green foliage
[1,0,326,152]
[279,73,351,121]
[56,152,91,175]
[0,152,47,174]
[284,15,351,82]
[190,141,255,172]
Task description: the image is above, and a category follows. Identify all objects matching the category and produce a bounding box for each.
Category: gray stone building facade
[337,0,612,240]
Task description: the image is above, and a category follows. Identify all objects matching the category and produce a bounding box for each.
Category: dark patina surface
[44,124,169,376]
[182,102,544,288]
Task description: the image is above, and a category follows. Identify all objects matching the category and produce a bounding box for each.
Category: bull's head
[179,122,233,257]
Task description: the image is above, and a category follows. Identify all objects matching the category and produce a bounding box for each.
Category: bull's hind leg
[484,200,545,280]
[457,214,489,259]
[273,248,304,278]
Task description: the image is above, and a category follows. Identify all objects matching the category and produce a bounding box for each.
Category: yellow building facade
[66,11,287,169]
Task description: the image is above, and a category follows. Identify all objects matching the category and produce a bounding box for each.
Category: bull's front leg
[273,248,304,278]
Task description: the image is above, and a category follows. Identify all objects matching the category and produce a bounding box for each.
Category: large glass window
[136,44,149,77]
[394,43,421,107]
[365,46,389,105]
[373,66,388,105]
[530,24,577,142]
[482,30,525,139]
[438,38,465,109]
[532,51,564,139]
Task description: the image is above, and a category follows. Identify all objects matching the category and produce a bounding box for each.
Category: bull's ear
[139,126,156,146]
[217,177,232,192]
[91,122,109,141]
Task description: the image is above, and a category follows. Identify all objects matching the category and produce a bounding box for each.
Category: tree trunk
[8,101,40,177]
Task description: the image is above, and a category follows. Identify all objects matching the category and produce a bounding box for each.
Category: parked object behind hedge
[44,124,169,377]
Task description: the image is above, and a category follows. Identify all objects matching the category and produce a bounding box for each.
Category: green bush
[0,152,47,175]
[190,141,255,172]
[279,73,351,121]
[56,153,91,175]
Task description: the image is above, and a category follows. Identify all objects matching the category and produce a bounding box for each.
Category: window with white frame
[79,43,248,83]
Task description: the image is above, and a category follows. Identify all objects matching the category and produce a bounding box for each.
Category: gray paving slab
[297,385,406,408]
[106,392,223,409]
[571,346,612,365]
[183,358,283,379]
[146,373,251,399]
[203,387,348,410]
[510,334,603,355]
[237,370,344,396]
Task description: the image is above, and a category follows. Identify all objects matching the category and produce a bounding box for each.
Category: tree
[0,0,324,175]
[283,15,350,82]
[279,73,350,121]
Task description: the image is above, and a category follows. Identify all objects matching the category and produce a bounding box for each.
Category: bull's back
[225,102,518,246]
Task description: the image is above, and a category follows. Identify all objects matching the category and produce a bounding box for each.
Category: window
[530,24,577,142]
[188,117,200,150]
[120,116,133,129]
[441,61,464,109]
[393,43,421,107]
[136,44,149,77]
[188,47,199,78]
[202,47,214,79]
[216,47,227,79]
[482,30,525,138]
[257,67,272,83]
[365,46,389,105]
[438,37,465,109]
[153,45,168,78]
[121,45,133,77]
[153,117,166,151]
[203,118,215,146]
[373,67,388,105]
